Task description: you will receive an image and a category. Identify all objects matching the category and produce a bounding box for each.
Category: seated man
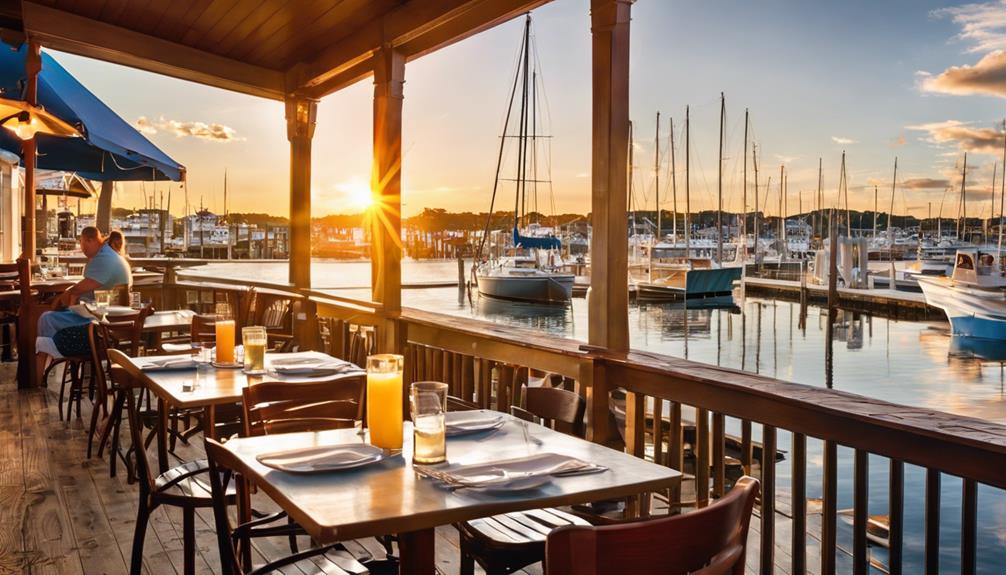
[37,226,132,343]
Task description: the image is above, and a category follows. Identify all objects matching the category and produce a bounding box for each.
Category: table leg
[397,528,435,575]
[157,397,169,474]
[205,405,217,440]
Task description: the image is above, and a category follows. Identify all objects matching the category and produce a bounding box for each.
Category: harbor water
[191,259,1006,573]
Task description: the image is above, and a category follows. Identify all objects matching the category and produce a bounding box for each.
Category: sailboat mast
[779,164,784,259]
[991,162,998,248]
[532,70,538,222]
[873,185,878,238]
[655,111,660,240]
[513,15,531,233]
[670,117,677,242]
[628,121,635,239]
[817,158,823,240]
[888,157,897,252]
[717,93,724,264]
[842,152,850,234]
[961,152,968,242]
[753,143,760,262]
[999,120,1006,257]
[685,105,691,252]
[742,109,748,261]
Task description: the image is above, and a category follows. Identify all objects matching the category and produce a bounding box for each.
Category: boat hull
[477,273,574,304]
[918,277,1006,339]
[636,266,742,302]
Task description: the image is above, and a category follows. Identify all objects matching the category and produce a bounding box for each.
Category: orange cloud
[921,51,1006,98]
[134,115,240,142]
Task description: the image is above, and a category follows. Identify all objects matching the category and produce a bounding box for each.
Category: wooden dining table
[112,351,362,473]
[218,415,682,574]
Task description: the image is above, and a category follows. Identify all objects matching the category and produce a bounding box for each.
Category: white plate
[256,443,387,473]
[468,475,552,493]
[445,411,506,436]
[141,358,197,371]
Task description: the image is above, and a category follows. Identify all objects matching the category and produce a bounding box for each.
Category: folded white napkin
[417,453,603,489]
[141,357,197,371]
[256,444,384,473]
[445,411,505,436]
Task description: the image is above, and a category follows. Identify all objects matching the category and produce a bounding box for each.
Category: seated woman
[37,226,132,356]
[107,229,126,255]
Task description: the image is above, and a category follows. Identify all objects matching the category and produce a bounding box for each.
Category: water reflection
[473,295,572,332]
[949,336,1006,362]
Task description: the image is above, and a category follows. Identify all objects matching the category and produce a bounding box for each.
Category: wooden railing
[152,269,1006,575]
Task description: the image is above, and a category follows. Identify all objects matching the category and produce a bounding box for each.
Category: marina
[1,1,1006,575]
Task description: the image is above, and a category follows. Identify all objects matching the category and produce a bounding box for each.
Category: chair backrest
[105,305,154,356]
[87,322,114,404]
[190,313,217,344]
[204,437,243,575]
[106,349,156,492]
[242,375,365,436]
[546,476,760,575]
[512,385,586,438]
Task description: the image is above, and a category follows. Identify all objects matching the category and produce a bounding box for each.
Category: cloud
[891,133,907,148]
[774,154,798,164]
[933,1,1006,54]
[831,136,856,145]
[907,120,1005,155]
[133,115,240,142]
[921,50,1006,97]
[902,178,952,190]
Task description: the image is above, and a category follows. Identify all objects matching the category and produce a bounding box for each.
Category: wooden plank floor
[0,361,833,574]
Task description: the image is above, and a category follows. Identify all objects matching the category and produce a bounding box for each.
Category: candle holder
[366,354,404,450]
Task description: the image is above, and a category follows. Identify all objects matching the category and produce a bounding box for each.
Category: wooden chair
[224,376,395,571]
[457,385,591,575]
[242,376,365,437]
[204,439,371,575]
[107,349,237,575]
[545,476,760,575]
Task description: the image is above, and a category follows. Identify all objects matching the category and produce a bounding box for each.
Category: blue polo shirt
[83,243,131,298]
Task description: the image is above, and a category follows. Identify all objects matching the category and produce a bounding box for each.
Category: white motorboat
[918,249,1006,340]
[476,254,574,304]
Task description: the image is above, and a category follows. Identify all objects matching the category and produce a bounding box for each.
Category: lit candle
[215,320,235,364]
[367,354,404,450]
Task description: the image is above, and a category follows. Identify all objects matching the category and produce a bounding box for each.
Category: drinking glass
[366,354,404,450]
[410,381,447,464]
[242,326,267,374]
[130,291,142,309]
[94,290,111,319]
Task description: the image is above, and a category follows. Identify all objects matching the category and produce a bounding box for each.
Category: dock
[742,276,941,321]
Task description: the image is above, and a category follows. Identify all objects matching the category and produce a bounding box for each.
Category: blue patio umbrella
[0,45,184,181]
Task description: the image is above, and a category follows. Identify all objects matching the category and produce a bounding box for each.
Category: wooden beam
[21,2,286,100]
[17,41,39,389]
[371,47,404,353]
[292,0,550,98]
[286,96,317,290]
[588,0,631,352]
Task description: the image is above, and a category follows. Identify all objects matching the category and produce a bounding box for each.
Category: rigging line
[475,16,527,260]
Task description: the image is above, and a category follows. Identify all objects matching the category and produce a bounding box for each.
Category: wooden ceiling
[3,0,550,100]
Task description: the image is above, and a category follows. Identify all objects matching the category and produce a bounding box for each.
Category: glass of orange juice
[366,354,404,450]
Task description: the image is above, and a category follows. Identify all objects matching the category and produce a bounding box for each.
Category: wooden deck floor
[0,360,838,574]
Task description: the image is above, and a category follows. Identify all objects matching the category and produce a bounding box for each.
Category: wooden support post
[285,95,317,349]
[588,0,631,353]
[372,47,404,354]
[286,95,317,290]
[16,41,41,389]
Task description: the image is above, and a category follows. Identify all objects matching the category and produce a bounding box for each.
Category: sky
[45,0,1006,220]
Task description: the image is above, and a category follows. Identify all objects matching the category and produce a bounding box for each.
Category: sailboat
[634,96,742,302]
[474,15,573,305]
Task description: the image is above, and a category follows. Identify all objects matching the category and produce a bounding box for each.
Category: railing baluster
[741,419,753,475]
[925,468,941,575]
[625,391,646,458]
[760,424,776,574]
[889,459,904,575]
[712,412,725,497]
[652,398,664,465]
[792,432,806,575]
[853,449,869,575]
[961,478,977,575]
[695,408,710,508]
[668,401,683,506]
[822,440,837,575]
[461,355,475,404]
